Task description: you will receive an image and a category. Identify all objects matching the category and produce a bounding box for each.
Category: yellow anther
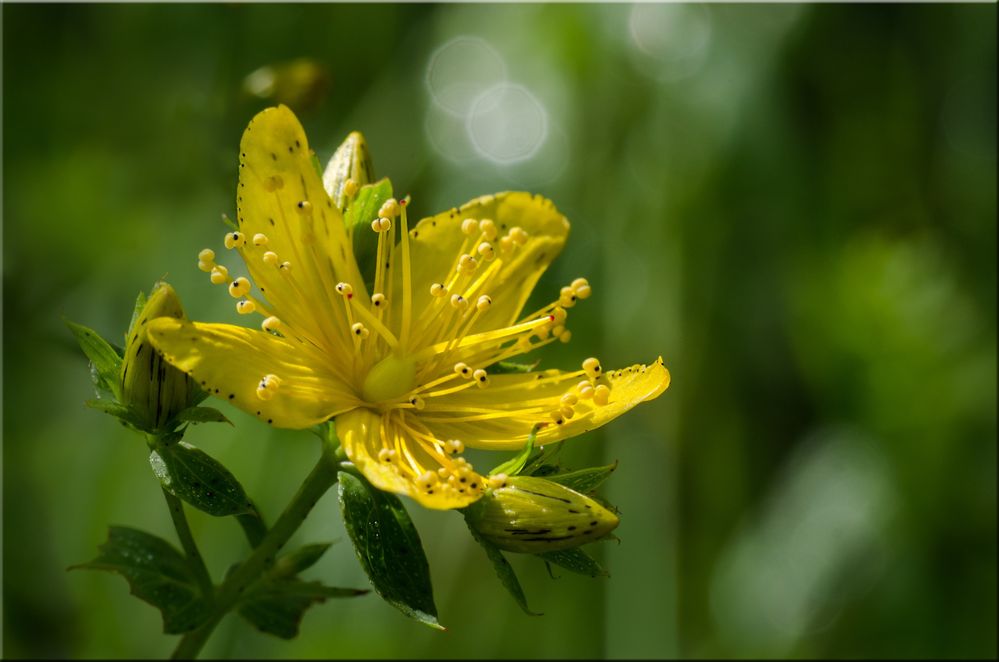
[371,293,386,308]
[262,316,282,333]
[343,178,359,198]
[351,322,370,339]
[264,374,282,387]
[593,384,611,406]
[509,226,529,245]
[559,330,572,343]
[335,282,354,297]
[408,395,426,410]
[577,381,595,399]
[263,251,280,266]
[445,439,465,455]
[210,266,229,285]
[378,448,396,463]
[480,219,498,241]
[378,198,400,218]
[559,286,577,308]
[430,283,448,297]
[236,299,256,315]
[498,236,514,254]
[552,324,566,337]
[198,260,214,273]
[571,277,591,297]
[279,261,292,271]
[561,392,579,406]
[198,248,216,264]
[582,357,602,378]
[457,254,478,274]
[252,233,269,246]
[228,277,251,298]
[552,307,568,324]
[255,385,274,401]
[224,231,246,249]
[371,217,392,233]
[453,362,472,378]
[295,200,313,214]
[450,294,467,310]
[488,473,508,489]
[256,373,280,401]
[550,410,566,425]
[560,405,575,419]
[473,369,489,388]
[461,218,479,236]
[416,471,439,490]
[477,241,495,260]
[476,295,492,312]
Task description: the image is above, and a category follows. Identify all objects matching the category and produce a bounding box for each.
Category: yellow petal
[147,317,360,428]
[417,357,670,450]
[337,408,485,510]
[400,192,569,340]
[235,105,369,361]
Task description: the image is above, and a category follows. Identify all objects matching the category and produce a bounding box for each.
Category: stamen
[509,226,529,245]
[445,439,464,455]
[228,277,251,298]
[262,316,282,333]
[593,384,611,406]
[571,277,592,299]
[559,286,577,308]
[379,198,400,218]
[224,232,246,249]
[472,369,489,388]
[371,217,392,233]
[256,373,281,400]
[236,299,256,315]
[399,197,413,349]
[210,265,229,285]
[335,282,354,298]
[351,322,370,339]
[450,294,467,310]
[461,218,479,236]
[561,393,579,406]
[582,357,602,379]
[371,293,386,308]
[408,396,426,410]
[430,283,448,298]
[198,248,216,264]
[577,380,595,399]
[488,473,508,489]
[479,219,498,241]
[476,295,492,312]
[549,410,565,425]
[559,330,572,343]
[279,261,292,272]
[477,241,495,261]
[378,448,397,463]
[498,236,514,254]
[343,178,359,198]
[453,362,472,378]
[263,251,280,266]
[252,233,269,246]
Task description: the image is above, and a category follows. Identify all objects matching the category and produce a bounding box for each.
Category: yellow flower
[147,105,670,510]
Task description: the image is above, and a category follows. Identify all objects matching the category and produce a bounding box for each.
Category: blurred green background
[2,2,996,659]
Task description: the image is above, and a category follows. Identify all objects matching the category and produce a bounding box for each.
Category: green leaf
[70,526,211,634]
[489,425,539,477]
[66,319,123,398]
[522,444,564,477]
[546,462,618,494]
[239,578,368,639]
[487,359,540,374]
[270,543,332,579]
[344,178,394,286]
[466,525,541,616]
[149,441,254,517]
[84,399,146,429]
[538,548,609,578]
[323,130,375,210]
[126,290,148,340]
[337,471,442,629]
[174,406,233,426]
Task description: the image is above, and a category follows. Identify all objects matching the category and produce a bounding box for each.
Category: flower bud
[121,282,199,432]
[463,475,619,553]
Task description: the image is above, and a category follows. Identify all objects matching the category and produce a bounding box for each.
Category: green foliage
[337,471,442,629]
[488,360,540,375]
[538,548,608,578]
[149,441,255,517]
[466,525,540,616]
[344,178,394,286]
[488,426,538,477]
[70,527,211,634]
[545,462,618,494]
[239,579,368,639]
[174,407,233,426]
[66,320,123,399]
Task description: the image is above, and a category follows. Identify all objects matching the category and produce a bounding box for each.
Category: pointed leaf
[522,444,564,477]
[466,525,541,616]
[546,462,618,494]
[127,290,148,340]
[149,441,254,517]
[337,471,442,629]
[538,547,609,578]
[270,543,332,579]
[489,425,539,477]
[66,320,122,398]
[70,526,211,634]
[175,406,233,426]
[323,131,375,210]
[239,578,368,639]
[84,399,146,429]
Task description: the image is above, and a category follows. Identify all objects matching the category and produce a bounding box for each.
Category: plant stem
[171,442,340,660]
[162,488,214,598]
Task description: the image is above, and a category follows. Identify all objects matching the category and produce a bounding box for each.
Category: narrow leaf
[149,441,254,517]
[489,425,539,477]
[337,471,442,629]
[487,360,540,374]
[239,579,368,639]
[546,462,618,494]
[522,444,564,477]
[270,543,332,579]
[66,320,122,398]
[175,406,233,426]
[538,548,609,578]
[70,526,211,634]
[466,525,541,616]
[84,399,145,429]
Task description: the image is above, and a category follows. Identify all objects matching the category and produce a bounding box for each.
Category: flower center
[361,353,417,404]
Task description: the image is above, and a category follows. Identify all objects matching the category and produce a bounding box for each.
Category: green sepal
[238,578,368,640]
[126,290,148,340]
[344,178,394,286]
[84,399,146,429]
[487,360,540,375]
[149,441,255,517]
[270,543,332,579]
[66,319,123,399]
[538,547,609,578]
[323,131,375,211]
[466,524,541,616]
[488,425,539,477]
[69,526,211,634]
[545,462,618,494]
[174,406,233,427]
[337,470,443,630]
[522,444,564,477]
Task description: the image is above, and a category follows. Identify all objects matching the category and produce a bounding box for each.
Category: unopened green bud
[322,130,374,212]
[121,282,198,432]
[463,476,619,554]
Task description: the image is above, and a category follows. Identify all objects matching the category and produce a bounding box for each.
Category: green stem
[162,488,214,598]
[170,442,340,660]
[236,504,268,548]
